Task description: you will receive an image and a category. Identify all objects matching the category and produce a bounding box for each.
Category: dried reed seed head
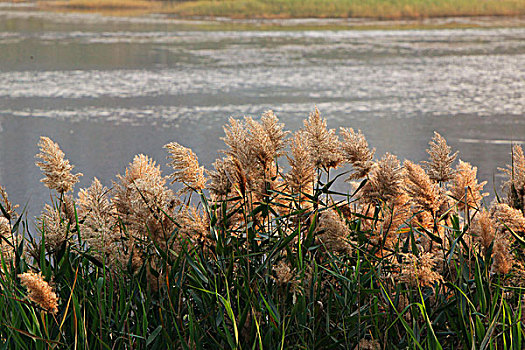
[230,156,249,197]
[35,136,82,194]
[357,338,381,350]
[114,154,178,241]
[448,160,487,211]
[403,160,444,215]
[119,154,163,185]
[316,209,353,255]
[61,194,77,225]
[77,178,119,262]
[175,205,211,252]
[0,217,15,267]
[260,110,290,158]
[245,111,290,166]
[380,191,412,247]
[77,178,113,219]
[272,260,294,286]
[397,252,444,287]
[490,202,525,234]
[245,116,276,166]
[286,131,316,194]
[219,113,288,200]
[422,132,458,183]
[499,144,525,211]
[221,117,267,198]
[414,211,443,253]
[38,204,69,253]
[209,157,234,198]
[222,117,250,166]
[0,185,18,220]
[339,127,375,180]
[361,153,403,205]
[18,272,58,314]
[164,142,207,193]
[0,217,9,238]
[471,208,496,252]
[492,235,513,274]
[302,107,344,170]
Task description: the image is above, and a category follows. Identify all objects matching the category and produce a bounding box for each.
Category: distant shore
[1,0,524,30]
[35,0,525,20]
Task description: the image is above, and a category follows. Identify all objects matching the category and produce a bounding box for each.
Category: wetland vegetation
[2,109,525,348]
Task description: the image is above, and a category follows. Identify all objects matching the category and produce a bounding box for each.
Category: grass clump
[2,108,525,348]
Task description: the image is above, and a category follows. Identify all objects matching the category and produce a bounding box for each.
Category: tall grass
[37,0,525,19]
[162,0,525,19]
[1,108,525,349]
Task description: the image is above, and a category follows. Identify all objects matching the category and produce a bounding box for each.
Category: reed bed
[1,108,525,348]
[162,0,525,19]
[39,0,159,11]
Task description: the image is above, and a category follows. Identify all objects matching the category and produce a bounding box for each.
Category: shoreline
[1,1,525,30]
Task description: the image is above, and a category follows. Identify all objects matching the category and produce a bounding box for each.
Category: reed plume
[273,260,294,286]
[77,178,120,264]
[222,111,286,156]
[208,157,235,198]
[164,142,207,194]
[0,217,10,241]
[0,217,15,268]
[175,205,212,252]
[114,154,178,244]
[247,112,288,195]
[500,144,525,212]
[244,116,277,175]
[316,209,353,255]
[490,202,525,234]
[37,204,69,253]
[222,115,281,197]
[396,252,443,287]
[471,208,496,252]
[448,160,487,211]
[358,338,380,350]
[403,160,444,216]
[18,272,58,314]
[222,117,251,167]
[422,132,458,183]
[0,185,18,220]
[361,153,403,205]
[35,136,82,194]
[492,235,513,274]
[286,131,315,195]
[259,110,290,159]
[302,107,343,170]
[380,191,412,247]
[340,127,375,180]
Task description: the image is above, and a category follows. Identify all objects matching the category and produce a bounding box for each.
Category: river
[0,5,524,221]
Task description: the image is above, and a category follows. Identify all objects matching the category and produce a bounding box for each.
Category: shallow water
[0,8,524,221]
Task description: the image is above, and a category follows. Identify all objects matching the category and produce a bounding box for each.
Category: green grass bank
[162,0,525,19]
[35,0,525,21]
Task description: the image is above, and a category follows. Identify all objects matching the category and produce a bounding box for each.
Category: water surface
[0,7,524,221]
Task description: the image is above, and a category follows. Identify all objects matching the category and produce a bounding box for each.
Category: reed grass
[2,108,525,348]
[162,0,525,19]
[40,0,159,10]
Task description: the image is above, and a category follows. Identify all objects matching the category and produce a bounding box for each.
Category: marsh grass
[39,0,159,10]
[162,0,525,19]
[35,0,525,22]
[1,109,525,349]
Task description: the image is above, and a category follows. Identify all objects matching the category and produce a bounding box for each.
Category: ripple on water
[0,13,524,220]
